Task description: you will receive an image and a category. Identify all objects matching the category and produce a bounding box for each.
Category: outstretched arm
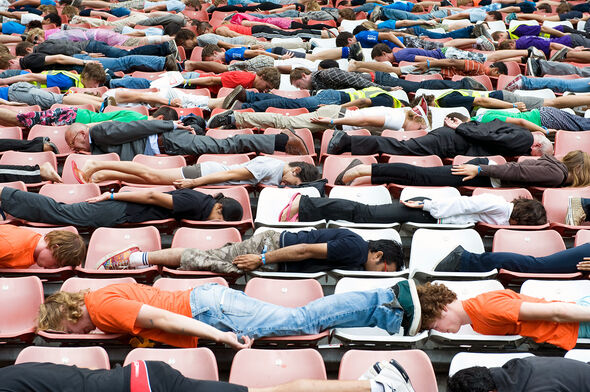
[311,115,387,128]
[174,167,254,188]
[0,72,47,85]
[519,301,590,323]
[87,190,174,208]
[233,243,327,270]
[135,304,252,349]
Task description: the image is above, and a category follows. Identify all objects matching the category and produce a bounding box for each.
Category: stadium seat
[319,128,371,163]
[405,74,443,82]
[451,75,494,91]
[262,128,316,160]
[0,105,41,114]
[542,187,590,236]
[103,105,149,116]
[323,155,379,189]
[409,228,490,283]
[265,107,309,116]
[255,186,324,229]
[0,276,43,343]
[50,103,95,111]
[196,153,251,167]
[555,131,590,156]
[124,154,187,187]
[76,226,161,282]
[338,349,437,392]
[27,125,72,159]
[206,128,255,138]
[229,349,327,387]
[429,280,524,347]
[381,129,428,141]
[153,277,229,290]
[244,278,329,345]
[575,229,590,246]
[333,277,429,345]
[270,89,310,99]
[62,153,121,190]
[0,151,58,191]
[565,349,590,362]
[15,346,110,369]
[161,227,241,280]
[325,185,399,230]
[448,352,534,376]
[123,347,218,380]
[428,106,471,130]
[385,155,443,198]
[0,126,22,141]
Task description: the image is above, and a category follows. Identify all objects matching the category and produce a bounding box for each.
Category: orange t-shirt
[84,283,198,348]
[214,24,252,35]
[462,289,579,350]
[0,225,41,269]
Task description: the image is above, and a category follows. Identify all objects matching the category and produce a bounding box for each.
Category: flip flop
[285,127,310,155]
[277,192,301,222]
[71,161,87,184]
[334,158,362,186]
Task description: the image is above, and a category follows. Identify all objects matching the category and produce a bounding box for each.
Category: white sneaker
[360,360,415,392]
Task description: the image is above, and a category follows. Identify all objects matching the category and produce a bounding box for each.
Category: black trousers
[0,137,45,153]
[373,72,474,93]
[371,158,492,187]
[351,127,470,157]
[0,164,42,183]
[298,195,436,224]
[252,25,322,36]
[211,2,282,11]
[290,21,334,30]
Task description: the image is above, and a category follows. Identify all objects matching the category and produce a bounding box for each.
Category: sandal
[71,161,87,184]
[278,192,301,222]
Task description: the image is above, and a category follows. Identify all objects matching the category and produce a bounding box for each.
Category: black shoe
[433,245,465,272]
[208,110,235,129]
[462,76,488,91]
[43,137,59,154]
[349,42,364,61]
[334,158,362,185]
[388,280,421,336]
[370,5,382,22]
[441,0,451,6]
[164,54,179,71]
[526,57,540,77]
[327,130,347,155]
[222,86,245,109]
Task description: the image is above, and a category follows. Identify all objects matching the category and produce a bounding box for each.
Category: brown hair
[256,67,281,89]
[0,44,9,55]
[510,197,547,225]
[405,109,429,128]
[498,40,515,50]
[16,41,34,56]
[445,111,469,123]
[556,1,571,14]
[201,44,223,60]
[0,54,15,69]
[61,5,80,19]
[37,290,87,331]
[81,63,106,86]
[338,8,355,20]
[491,30,505,41]
[413,4,424,12]
[44,230,86,267]
[562,150,590,187]
[306,0,321,11]
[371,42,392,59]
[289,67,312,84]
[536,3,552,13]
[417,283,457,332]
[174,29,196,46]
[39,4,58,14]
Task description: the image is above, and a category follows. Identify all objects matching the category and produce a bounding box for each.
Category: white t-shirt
[274,58,319,72]
[343,107,406,132]
[199,156,286,186]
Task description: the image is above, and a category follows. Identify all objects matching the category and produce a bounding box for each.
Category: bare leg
[39,162,62,183]
[185,60,229,73]
[82,160,184,184]
[207,97,225,109]
[443,38,478,48]
[279,194,301,222]
[564,51,590,63]
[62,94,104,111]
[80,0,114,7]
[145,248,185,267]
[251,380,371,392]
[0,108,20,126]
[515,13,559,21]
[486,50,528,62]
[545,94,590,108]
[348,60,400,74]
[114,89,168,106]
[306,48,343,61]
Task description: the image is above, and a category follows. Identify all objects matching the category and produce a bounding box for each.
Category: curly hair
[417,283,457,332]
[44,230,87,267]
[510,197,547,225]
[37,290,87,331]
[256,67,281,89]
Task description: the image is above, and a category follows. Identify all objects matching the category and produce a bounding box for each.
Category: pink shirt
[231,13,292,29]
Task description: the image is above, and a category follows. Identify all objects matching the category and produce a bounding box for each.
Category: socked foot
[39,162,62,183]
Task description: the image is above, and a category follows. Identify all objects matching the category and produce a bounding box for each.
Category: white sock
[129,252,149,268]
[370,380,385,392]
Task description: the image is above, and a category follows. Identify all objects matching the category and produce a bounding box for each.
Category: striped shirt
[440,60,488,79]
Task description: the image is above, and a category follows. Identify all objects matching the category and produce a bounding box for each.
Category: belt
[157,134,166,154]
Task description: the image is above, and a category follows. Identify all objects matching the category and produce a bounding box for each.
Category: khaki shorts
[181,164,201,179]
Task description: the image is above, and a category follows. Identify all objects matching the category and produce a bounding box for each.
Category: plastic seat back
[449,352,534,377]
[542,187,590,224]
[124,347,218,380]
[492,229,565,255]
[196,154,251,166]
[62,153,120,185]
[28,125,73,156]
[39,183,101,204]
[0,151,57,171]
[329,185,391,205]
[386,154,443,166]
[0,126,22,140]
[61,277,137,292]
[0,276,43,341]
[132,154,187,169]
[171,227,241,249]
[575,229,590,246]
[323,155,378,186]
[15,346,110,369]
[319,128,370,161]
[381,129,427,141]
[153,277,229,290]
[555,131,590,156]
[244,278,324,307]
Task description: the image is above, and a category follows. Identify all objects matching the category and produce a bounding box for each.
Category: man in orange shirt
[418,283,589,350]
[0,225,85,269]
[37,280,421,348]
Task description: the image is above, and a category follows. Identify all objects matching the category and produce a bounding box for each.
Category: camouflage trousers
[179,230,281,273]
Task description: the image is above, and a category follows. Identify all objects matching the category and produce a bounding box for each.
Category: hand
[280,51,294,60]
[250,44,263,50]
[413,62,429,73]
[88,53,105,58]
[515,102,527,112]
[219,332,253,350]
[578,258,590,271]
[232,254,263,271]
[6,101,27,106]
[402,200,424,209]
[451,164,479,181]
[546,128,558,134]
[170,98,182,107]
[310,116,332,124]
[423,19,436,25]
[86,191,111,203]
[173,178,196,189]
[173,120,192,130]
[389,86,402,91]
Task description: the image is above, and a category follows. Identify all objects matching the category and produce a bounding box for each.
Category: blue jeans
[189,283,402,339]
[460,243,590,273]
[242,90,344,111]
[521,76,590,93]
[85,40,170,58]
[74,54,165,73]
[249,9,299,17]
[109,76,151,89]
[411,25,474,39]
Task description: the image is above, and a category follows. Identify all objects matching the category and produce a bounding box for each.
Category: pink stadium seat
[554,131,590,156]
[0,126,22,140]
[265,107,309,116]
[162,227,242,279]
[244,278,329,345]
[131,71,167,81]
[338,349,437,392]
[381,129,428,141]
[0,181,26,225]
[451,74,494,91]
[182,9,208,21]
[39,183,101,204]
[133,153,187,168]
[123,347,218,380]
[229,349,327,387]
[196,153,251,165]
[263,154,315,165]
[210,107,254,118]
[0,151,58,190]
[69,87,108,96]
[153,277,229,290]
[270,89,310,99]
[27,125,72,159]
[182,186,254,233]
[386,155,443,198]
[62,153,121,189]
[262,128,316,159]
[575,229,590,246]
[405,74,443,82]
[320,128,371,162]
[0,276,43,343]
[76,226,160,282]
[170,106,205,118]
[15,346,110,369]
[190,46,203,61]
[0,105,41,114]
[323,155,378,189]
[103,105,149,116]
[50,103,95,112]
[543,187,590,236]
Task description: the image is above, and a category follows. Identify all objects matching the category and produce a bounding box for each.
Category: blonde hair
[306,0,321,11]
[562,150,590,187]
[39,4,57,13]
[26,28,44,43]
[37,290,87,331]
[61,5,80,19]
[44,230,86,267]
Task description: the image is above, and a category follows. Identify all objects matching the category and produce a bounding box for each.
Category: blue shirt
[385,1,414,11]
[40,0,56,5]
[377,20,397,30]
[225,47,247,62]
[46,73,74,90]
[0,87,8,101]
[2,21,25,35]
[355,30,399,49]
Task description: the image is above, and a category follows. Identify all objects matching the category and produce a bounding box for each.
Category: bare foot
[279,194,301,222]
[341,164,366,185]
[39,162,62,183]
[80,160,99,182]
[348,59,358,72]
